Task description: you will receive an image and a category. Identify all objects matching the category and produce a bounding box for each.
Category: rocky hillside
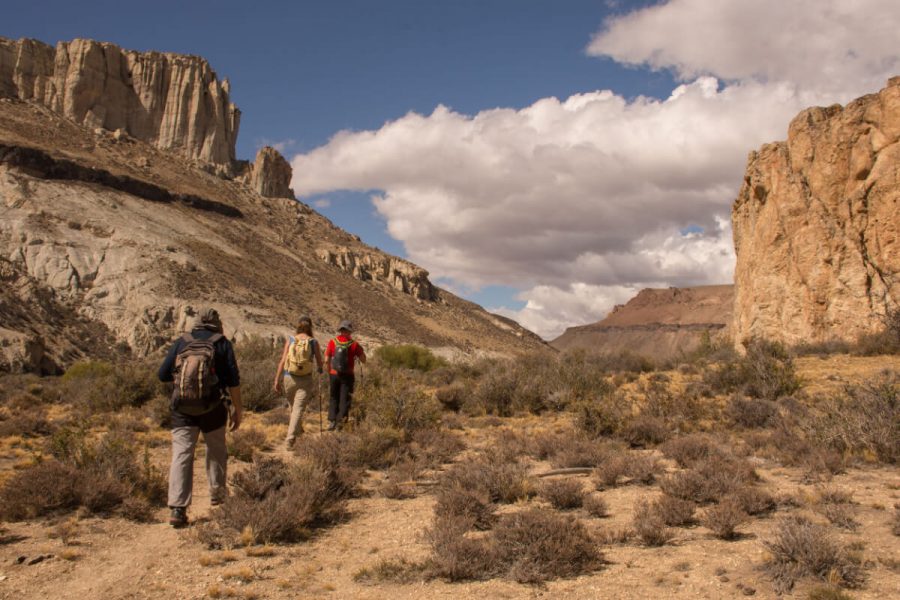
[733,78,899,346]
[551,285,733,360]
[0,37,545,373]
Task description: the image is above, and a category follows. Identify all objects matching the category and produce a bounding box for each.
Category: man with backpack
[324,320,366,431]
[157,307,242,528]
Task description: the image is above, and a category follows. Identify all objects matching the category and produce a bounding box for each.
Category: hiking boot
[169,507,188,528]
[327,421,337,431]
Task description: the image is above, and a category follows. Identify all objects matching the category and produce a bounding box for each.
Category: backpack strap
[208,333,223,344]
[181,333,194,343]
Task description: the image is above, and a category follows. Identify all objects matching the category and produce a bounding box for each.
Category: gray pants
[284,373,316,444]
[168,426,228,508]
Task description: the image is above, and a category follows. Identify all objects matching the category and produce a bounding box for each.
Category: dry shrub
[62,360,162,413]
[701,498,748,540]
[292,434,364,498]
[891,506,900,536]
[572,394,629,438]
[594,454,629,489]
[619,415,670,447]
[357,369,442,437]
[632,498,674,546]
[729,486,776,516]
[539,478,585,510]
[202,456,346,547]
[638,378,709,429]
[354,557,425,584]
[762,515,865,593]
[425,515,499,581]
[227,427,270,462]
[347,427,406,469]
[0,408,54,438]
[440,456,534,505]
[411,428,465,467]
[234,336,281,412]
[379,459,420,500]
[814,487,858,531]
[469,359,552,416]
[583,494,609,518]
[434,485,497,531]
[548,435,615,469]
[702,338,801,400]
[434,382,467,412]
[726,395,779,428]
[0,429,164,521]
[806,586,854,600]
[661,433,726,468]
[491,508,604,584]
[802,373,898,464]
[659,455,757,504]
[653,494,697,526]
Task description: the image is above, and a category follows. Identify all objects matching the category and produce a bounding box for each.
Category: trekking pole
[318,371,323,433]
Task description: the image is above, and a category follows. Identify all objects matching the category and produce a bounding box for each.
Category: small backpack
[331,338,354,374]
[172,332,222,415]
[285,336,314,376]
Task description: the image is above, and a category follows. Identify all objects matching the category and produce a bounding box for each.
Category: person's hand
[229,405,242,432]
[273,379,283,394]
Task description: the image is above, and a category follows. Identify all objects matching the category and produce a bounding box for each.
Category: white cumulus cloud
[291,0,900,339]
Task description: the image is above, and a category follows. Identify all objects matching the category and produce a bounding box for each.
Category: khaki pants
[168,426,227,508]
[284,373,316,444]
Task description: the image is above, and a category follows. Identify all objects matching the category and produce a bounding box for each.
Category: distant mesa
[551,285,733,360]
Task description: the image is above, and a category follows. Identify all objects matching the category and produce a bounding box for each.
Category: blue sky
[5,1,898,337]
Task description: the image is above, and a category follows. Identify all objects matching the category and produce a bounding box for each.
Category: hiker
[157,307,242,528]
[273,315,324,447]
[324,320,366,430]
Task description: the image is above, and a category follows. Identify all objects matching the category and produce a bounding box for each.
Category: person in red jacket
[324,320,366,430]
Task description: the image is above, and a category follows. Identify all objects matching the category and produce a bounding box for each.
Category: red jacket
[325,335,365,375]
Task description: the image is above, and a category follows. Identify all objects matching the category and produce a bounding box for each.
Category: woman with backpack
[273,315,324,448]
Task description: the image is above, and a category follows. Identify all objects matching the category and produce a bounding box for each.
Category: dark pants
[328,373,355,425]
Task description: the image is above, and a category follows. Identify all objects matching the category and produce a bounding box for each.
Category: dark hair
[295,316,313,336]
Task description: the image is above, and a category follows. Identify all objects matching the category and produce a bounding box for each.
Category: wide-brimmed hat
[337,320,353,332]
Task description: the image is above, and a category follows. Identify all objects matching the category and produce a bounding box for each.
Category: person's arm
[273,339,290,392]
[324,339,335,373]
[228,386,242,432]
[157,340,180,382]
[356,342,367,365]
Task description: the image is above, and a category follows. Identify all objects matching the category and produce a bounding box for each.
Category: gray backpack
[172,332,222,414]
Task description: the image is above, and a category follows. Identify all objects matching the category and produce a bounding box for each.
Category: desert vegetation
[0,337,897,598]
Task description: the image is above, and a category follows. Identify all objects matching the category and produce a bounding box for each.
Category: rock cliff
[239,146,294,198]
[732,78,900,346]
[552,285,733,360]
[317,246,438,302]
[0,37,240,172]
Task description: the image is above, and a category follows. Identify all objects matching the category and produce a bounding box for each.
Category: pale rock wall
[236,146,294,198]
[317,246,439,302]
[732,78,900,346]
[0,37,240,171]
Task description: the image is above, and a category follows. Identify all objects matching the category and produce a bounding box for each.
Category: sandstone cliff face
[552,285,733,360]
[317,246,439,302]
[732,78,900,346]
[0,37,240,172]
[241,146,294,198]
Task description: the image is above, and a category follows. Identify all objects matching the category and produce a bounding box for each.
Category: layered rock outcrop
[317,246,439,302]
[244,146,294,198]
[0,37,240,172]
[732,78,900,346]
[552,285,732,360]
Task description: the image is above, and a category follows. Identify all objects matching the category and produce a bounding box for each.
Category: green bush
[374,344,447,371]
[703,338,801,400]
[234,336,281,412]
[356,369,441,438]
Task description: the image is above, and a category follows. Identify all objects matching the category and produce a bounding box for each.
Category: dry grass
[583,493,609,518]
[539,478,585,510]
[762,515,866,593]
[632,498,674,546]
[227,427,271,462]
[700,498,748,540]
